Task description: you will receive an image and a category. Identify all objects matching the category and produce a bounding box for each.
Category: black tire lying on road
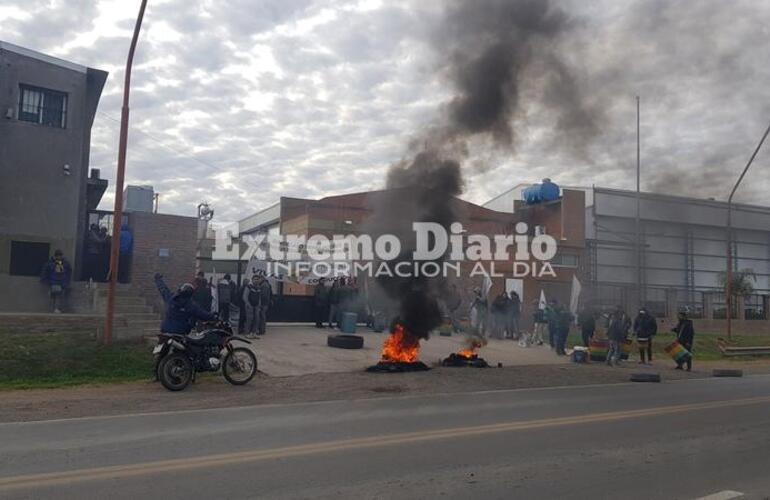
[713,368,743,378]
[630,372,661,383]
[327,334,364,349]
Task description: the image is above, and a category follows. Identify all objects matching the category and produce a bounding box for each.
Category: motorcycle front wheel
[158,352,194,391]
[222,347,257,385]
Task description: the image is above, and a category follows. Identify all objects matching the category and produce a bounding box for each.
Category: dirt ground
[3,359,770,423]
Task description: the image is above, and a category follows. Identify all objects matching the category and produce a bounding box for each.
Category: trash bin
[341,312,357,333]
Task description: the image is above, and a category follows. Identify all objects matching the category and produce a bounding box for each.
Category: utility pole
[104,0,149,345]
[635,96,642,310]
[726,120,770,340]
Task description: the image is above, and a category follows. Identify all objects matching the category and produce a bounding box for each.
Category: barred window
[18,85,68,128]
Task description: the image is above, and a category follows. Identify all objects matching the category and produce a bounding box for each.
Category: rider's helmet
[176,283,195,298]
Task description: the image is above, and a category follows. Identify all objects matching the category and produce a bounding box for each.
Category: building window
[9,241,51,277]
[18,85,68,128]
[550,252,579,268]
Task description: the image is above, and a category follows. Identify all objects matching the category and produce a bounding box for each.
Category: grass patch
[567,331,770,362]
[0,332,153,390]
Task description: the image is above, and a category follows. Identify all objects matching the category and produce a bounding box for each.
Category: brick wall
[128,212,198,311]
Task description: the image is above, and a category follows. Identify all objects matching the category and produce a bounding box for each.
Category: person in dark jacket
[242,274,272,337]
[530,300,547,346]
[154,273,215,334]
[118,224,133,283]
[491,291,511,339]
[508,291,521,340]
[328,279,341,328]
[40,249,72,313]
[216,274,237,323]
[577,305,597,347]
[192,271,213,312]
[633,307,658,365]
[671,310,695,371]
[314,278,330,328]
[555,307,573,356]
[606,306,631,366]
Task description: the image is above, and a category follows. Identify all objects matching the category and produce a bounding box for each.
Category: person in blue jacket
[40,249,72,313]
[154,273,216,334]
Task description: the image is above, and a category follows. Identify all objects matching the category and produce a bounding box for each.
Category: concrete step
[110,297,148,306]
[122,319,161,329]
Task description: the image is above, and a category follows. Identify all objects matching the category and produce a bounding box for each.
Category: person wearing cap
[671,310,695,371]
[40,249,72,313]
[154,273,216,335]
[633,307,658,364]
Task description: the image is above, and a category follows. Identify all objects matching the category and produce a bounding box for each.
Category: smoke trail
[369,0,600,340]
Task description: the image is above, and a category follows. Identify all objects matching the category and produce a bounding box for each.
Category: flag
[482,273,493,298]
[538,290,547,310]
[569,275,582,316]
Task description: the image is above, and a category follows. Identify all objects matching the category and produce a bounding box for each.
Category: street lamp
[726,120,770,340]
[104,0,149,345]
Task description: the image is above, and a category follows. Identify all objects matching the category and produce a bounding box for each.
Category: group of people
[185,271,273,338]
[313,276,363,329]
[84,223,133,283]
[469,288,523,340]
[577,304,696,371]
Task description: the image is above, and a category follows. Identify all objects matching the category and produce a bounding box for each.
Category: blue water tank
[522,179,560,204]
[340,312,357,333]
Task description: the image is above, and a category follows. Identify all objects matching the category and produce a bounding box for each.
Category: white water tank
[124,185,154,213]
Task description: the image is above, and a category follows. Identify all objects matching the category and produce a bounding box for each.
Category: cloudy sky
[2,0,770,221]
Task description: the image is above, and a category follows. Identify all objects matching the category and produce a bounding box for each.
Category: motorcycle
[152,320,257,391]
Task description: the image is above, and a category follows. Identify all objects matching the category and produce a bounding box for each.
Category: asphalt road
[2,376,770,500]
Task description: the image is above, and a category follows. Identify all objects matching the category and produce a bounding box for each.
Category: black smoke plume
[369,0,599,340]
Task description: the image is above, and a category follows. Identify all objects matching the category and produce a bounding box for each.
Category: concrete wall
[0,274,98,313]
[128,212,198,311]
[0,45,107,279]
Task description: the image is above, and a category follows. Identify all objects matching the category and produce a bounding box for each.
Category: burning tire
[630,372,661,383]
[327,334,364,350]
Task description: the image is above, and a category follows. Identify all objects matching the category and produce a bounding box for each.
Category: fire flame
[457,336,486,359]
[381,323,420,363]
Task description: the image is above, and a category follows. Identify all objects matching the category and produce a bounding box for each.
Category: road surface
[1,375,770,499]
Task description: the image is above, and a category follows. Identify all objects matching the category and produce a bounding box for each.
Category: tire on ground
[630,372,661,383]
[712,368,743,378]
[327,334,364,349]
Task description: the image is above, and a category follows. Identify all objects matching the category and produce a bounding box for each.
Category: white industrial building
[485,184,770,320]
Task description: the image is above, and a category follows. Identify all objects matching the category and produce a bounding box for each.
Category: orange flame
[457,336,486,359]
[381,323,421,362]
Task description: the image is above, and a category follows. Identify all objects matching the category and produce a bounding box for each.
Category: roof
[0,40,87,74]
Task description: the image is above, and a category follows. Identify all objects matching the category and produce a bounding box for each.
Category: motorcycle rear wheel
[158,353,194,391]
[222,347,257,385]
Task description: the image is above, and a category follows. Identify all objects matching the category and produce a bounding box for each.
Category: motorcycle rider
[155,273,216,335]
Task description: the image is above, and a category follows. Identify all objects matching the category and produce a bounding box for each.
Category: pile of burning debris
[367,323,430,373]
[442,335,489,368]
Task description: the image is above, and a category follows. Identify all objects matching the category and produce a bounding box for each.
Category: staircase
[94,286,161,341]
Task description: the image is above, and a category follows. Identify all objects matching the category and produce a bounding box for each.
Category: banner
[569,275,582,316]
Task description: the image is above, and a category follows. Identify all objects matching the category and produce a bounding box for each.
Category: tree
[717,268,757,319]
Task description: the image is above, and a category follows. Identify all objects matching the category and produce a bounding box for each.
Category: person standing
[314,278,330,328]
[40,249,71,313]
[470,288,488,337]
[545,300,560,349]
[242,275,261,337]
[508,291,521,340]
[491,291,510,339]
[607,306,631,366]
[216,274,237,323]
[328,279,341,329]
[633,307,657,365]
[671,310,695,371]
[253,274,272,336]
[192,271,212,313]
[577,305,596,347]
[118,224,133,284]
[530,300,547,346]
[555,306,573,356]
